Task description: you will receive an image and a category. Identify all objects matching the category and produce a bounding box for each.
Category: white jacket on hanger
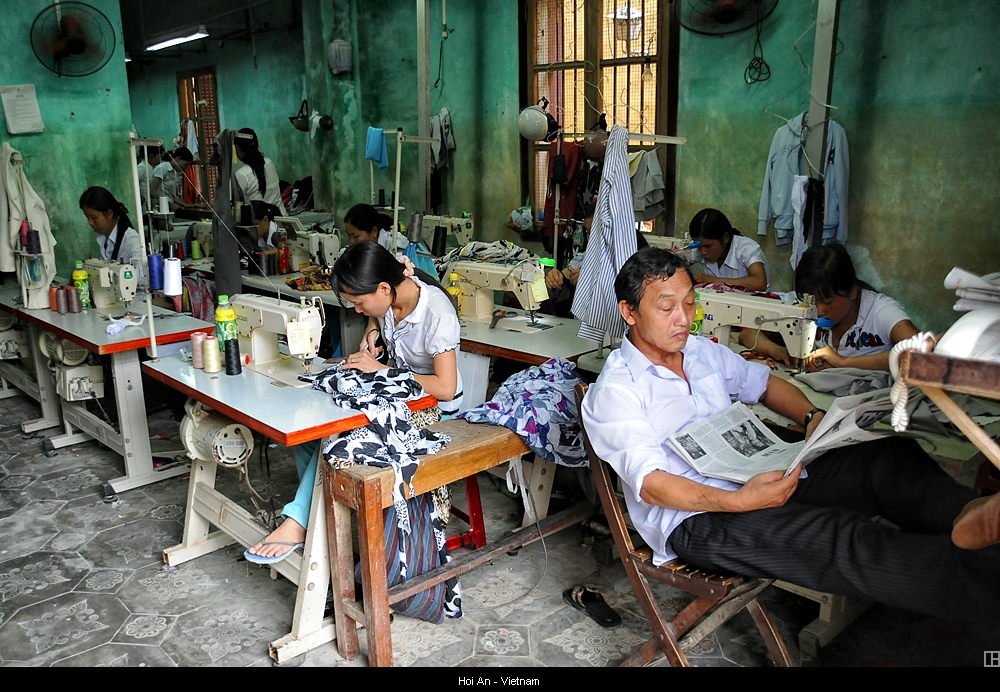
[758,112,849,245]
[0,143,56,309]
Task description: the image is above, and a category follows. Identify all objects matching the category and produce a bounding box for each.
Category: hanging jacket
[0,143,57,309]
[758,112,849,245]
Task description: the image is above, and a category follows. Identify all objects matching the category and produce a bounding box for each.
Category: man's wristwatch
[803,408,825,428]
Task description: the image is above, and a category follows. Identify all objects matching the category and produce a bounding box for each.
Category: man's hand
[804,346,845,372]
[734,465,801,511]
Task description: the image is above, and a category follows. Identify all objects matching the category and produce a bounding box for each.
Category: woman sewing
[742,244,919,371]
[689,208,770,292]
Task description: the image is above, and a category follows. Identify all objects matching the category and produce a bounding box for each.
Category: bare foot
[952,494,1000,549]
[247,518,307,559]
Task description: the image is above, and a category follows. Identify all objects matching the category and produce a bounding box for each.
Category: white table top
[459,311,597,365]
[0,286,213,355]
[143,356,436,446]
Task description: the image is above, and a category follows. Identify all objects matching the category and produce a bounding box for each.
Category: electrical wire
[744,8,771,84]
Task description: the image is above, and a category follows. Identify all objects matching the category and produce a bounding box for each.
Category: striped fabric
[571,125,637,342]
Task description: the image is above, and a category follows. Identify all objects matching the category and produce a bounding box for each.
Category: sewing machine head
[698,289,819,362]
[83,258,139,309]
[446,259,548,323]
[281,227,341,271]
[231,294,325,387]
[192,221,214,257]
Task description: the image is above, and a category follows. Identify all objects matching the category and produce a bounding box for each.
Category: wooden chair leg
[746,598,793,667]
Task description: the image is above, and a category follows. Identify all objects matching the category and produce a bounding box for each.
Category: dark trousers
[670,438,1000,623]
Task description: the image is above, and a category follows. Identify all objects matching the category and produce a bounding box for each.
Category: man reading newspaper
[581,248,1000,623]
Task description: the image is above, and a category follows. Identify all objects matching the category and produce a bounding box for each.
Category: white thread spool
[163,257,183,296]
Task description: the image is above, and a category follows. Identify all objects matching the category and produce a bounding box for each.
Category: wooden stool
[324,418,593,666]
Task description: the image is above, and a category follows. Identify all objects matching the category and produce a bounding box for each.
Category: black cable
[744,12,771,84]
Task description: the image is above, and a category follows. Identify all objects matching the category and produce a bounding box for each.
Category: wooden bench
[323,417,591,666]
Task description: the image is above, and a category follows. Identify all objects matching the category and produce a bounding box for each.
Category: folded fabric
[459,358,588,468]
[365,126,389,169]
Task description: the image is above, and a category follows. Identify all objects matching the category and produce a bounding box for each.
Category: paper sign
[1,85,44,134]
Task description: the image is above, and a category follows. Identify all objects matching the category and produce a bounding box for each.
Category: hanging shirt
[572,125,636,342]
[758,112,849,245]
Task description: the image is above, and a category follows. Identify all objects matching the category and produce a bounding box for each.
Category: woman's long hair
[236,128,267,195]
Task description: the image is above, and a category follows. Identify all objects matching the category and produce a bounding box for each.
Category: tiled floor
[0,390,997,667]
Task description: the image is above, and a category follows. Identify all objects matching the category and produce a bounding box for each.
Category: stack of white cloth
[944,267,1000,312]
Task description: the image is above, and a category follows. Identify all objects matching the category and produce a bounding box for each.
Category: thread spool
[162,240,172,258]
[378,188,386,207]
[266,252,277,276]
[190,331,206,369]
[202,335,222,373]
[224,338,242,376]
[19,220,29,248]
[251,251,265,276]
[163,257,183,296]
[148,254,164,290]
[432,225,447,256]
[191,240,203,260]
[66,286,81,313]
[159,196,170,214]
[407,213,423,243]
[55,287,67,314]
[182,239,191,259]
[175,241,185,261]
[25,230,41,254]
[49,285,59,311]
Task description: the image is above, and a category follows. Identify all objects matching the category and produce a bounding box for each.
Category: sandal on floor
[563,585,622,628]
[244,541,305,565]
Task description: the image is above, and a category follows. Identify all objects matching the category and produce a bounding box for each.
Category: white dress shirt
[581,333,770,564]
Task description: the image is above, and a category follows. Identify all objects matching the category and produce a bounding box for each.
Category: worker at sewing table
[581,246,1000,624]
[739,243,918,370]
[79,186,146,289]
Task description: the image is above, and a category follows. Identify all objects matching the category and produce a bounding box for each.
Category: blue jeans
[282,441,319,529]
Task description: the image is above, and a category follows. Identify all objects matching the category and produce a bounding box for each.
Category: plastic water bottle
[446,273,463,317]
[72,260,91,309]
[215,295,238,351]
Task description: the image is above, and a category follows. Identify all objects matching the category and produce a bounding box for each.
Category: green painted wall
[128,13,310,189]
[300,0,521,235]
[0,0,133,277]
[676,0,1000,333]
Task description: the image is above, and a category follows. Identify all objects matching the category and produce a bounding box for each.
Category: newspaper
[668,389,895,484]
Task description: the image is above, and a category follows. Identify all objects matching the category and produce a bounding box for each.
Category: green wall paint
[676,0,1000,332]
[0,0,132,278]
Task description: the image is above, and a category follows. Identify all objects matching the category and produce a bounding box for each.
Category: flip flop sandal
[244,541,305,565]
[563,585,622,628]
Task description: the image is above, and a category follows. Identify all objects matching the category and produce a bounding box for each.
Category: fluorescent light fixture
[145,25,209,52]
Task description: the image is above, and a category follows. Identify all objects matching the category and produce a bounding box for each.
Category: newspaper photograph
[668,389,896,484]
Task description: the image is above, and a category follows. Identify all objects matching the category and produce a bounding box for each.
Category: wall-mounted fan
[30,1,116,77]
[673,0,779,37]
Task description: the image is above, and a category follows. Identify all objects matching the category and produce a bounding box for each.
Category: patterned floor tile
[0,552,90,611]
[0,591,132,665]
[0,501,63,562]
[116,561,226,616]
[79,519,183,571]
[111,611,177,646]
[475,624,532,657]
[51,642,179,667]
[387,613,474,667]
[160,598,287,666]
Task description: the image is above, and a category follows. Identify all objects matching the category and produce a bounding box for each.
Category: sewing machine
[447,259,547,324]
[84,259,139,309]
[231,294,325,387]
[699,289,819,363]
[191,221,214,257]
[281,228,341,271]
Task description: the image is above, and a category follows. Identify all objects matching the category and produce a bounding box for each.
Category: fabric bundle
[311,366,462,622]
[459,358,588,468]
[434,239,535,272]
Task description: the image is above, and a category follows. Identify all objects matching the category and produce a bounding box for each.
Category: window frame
[523,0,679,234]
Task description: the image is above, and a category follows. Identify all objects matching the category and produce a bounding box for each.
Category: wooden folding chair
[575,384,792,667]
